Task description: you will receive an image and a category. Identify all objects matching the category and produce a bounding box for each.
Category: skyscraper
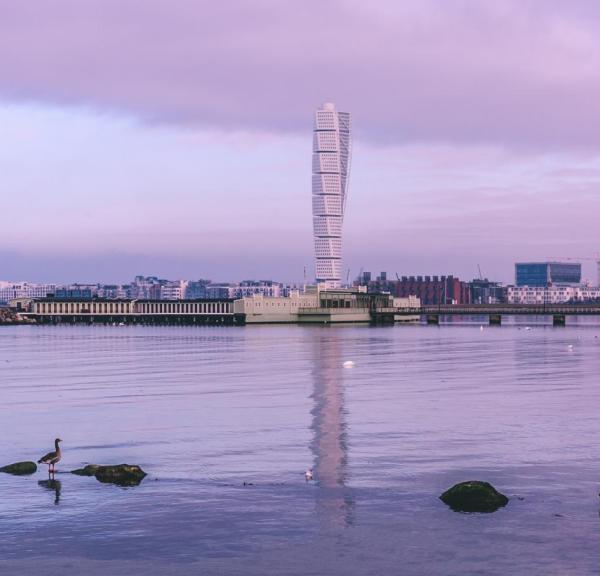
[312,103,352,289]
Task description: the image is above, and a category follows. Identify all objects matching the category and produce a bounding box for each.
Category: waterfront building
[469,279,506,304]
[233,289,319,323]
[357,273,471,305]
[0,282,57,304]
[55,284,97,299]
[97,284,127,299]
[394,276,471,305]
[230,280,282,299]
[184,280,211,300]
[515,262,581,287]
[234,287,419,324]
[204,285,231,300]
[29,298,236,324]
[160,280,189,300]
[130,276,163,299]
[312,102,352,289]
[507,285,600,304]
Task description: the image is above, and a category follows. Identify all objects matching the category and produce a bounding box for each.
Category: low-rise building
[469,279,506,304]
[233,289,319,323]
[0,282,57,304]
[234,288,421,324]
[160,280,189,300]
[507,285,600,304]
[392,275,471,304]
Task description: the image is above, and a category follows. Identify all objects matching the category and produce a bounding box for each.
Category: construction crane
[546,255,600,261]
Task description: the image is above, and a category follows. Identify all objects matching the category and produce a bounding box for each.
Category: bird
[38,438,62,474]
[305,468,313,481]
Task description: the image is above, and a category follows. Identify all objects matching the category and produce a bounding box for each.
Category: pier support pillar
[553,314,566,327]
[426,314,440,325]
[489,314,502,326]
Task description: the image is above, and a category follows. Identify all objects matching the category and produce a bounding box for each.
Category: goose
[38,438,62,474]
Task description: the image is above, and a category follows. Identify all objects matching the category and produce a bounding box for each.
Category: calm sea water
[1,322,600,575]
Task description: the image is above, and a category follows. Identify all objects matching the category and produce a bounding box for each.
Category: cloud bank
[1,0,600,149]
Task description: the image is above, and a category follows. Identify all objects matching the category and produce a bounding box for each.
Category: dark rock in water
[0,461,37,475]
[71,463,147,486]
[71,464,101,476]
[94,464,147,487]
[440,481,509,513]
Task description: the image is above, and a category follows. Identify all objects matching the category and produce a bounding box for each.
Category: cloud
[1,0,600,149]
[2,102,599,284]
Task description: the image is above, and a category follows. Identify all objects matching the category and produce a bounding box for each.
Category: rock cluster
[0,309,32,324]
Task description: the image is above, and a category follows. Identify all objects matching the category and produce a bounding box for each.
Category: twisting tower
[311,102,352,289]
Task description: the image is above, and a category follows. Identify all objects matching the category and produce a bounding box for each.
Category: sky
[1,0,600,284]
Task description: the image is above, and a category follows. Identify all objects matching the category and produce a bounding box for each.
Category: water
[1,323,600,575]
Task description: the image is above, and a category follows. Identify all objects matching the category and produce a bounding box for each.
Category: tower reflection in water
[310,330,354,527]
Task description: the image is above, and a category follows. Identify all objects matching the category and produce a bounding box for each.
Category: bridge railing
[387,304,600,315]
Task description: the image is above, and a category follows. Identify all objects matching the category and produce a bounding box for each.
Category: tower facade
[312,103,351,289]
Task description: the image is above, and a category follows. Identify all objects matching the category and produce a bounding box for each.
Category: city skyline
[1,1,600,284]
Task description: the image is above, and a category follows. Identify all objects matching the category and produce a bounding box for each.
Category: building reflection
[310,329,354,527]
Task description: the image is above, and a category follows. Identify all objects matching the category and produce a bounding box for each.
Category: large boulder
[87,464,147,486]
[0,461,37,475]
[440,480,509,513]
[71,463,147,486]
[71,464,101,476]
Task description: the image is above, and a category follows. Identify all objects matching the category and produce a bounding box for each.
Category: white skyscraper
[312,102,352,289]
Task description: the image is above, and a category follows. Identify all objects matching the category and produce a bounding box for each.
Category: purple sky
[1,0,599,284]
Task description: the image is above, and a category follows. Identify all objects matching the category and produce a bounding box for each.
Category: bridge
[15,298,600,327]
[374,303,600,326]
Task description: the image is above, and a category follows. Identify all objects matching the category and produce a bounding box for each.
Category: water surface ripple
[1,323,600,575]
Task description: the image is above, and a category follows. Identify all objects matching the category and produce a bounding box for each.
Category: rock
[71,464,101,476]
[0,461,37,475]
[440,480,509,513]
[94,464,147,487]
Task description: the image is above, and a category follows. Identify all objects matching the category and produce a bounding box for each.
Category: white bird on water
[305,469,313,481]
[343,360,355,368]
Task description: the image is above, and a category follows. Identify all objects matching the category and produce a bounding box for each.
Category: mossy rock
[71,464,101,476]
[0,461,37,475]
[94,464,147,487]
[440,480,509,513]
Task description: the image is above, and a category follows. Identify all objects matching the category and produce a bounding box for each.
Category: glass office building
[515,262,581,287]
